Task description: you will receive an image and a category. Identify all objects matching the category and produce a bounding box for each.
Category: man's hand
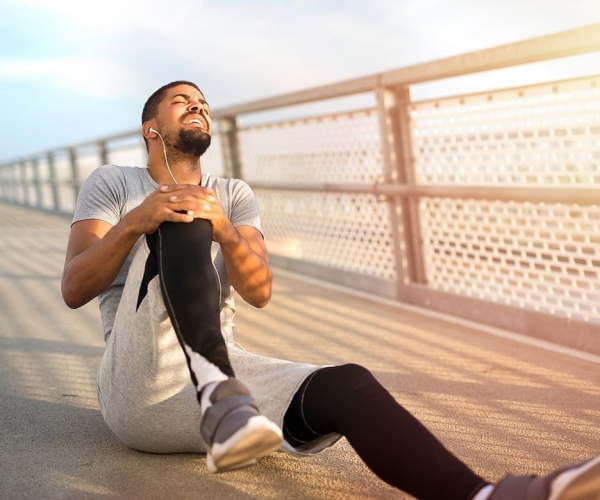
[157,184,236,244]
[130,184,197,235]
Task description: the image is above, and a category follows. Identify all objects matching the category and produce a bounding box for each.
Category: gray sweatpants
[96,238,337,454]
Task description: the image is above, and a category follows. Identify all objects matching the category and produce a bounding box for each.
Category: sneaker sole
[551,453,600,500]
[207,415,283,473]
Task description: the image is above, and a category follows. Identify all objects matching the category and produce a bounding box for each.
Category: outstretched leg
[283,363,486,499]
[284,364,600,499]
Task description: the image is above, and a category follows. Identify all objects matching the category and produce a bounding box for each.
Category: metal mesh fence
[238,109,397,281]
[420,198,600,322]
[1,31,599,344]
[257,190,396,280]
[412,76,600,323]
[412,77,600,186]
[239,109,383,183]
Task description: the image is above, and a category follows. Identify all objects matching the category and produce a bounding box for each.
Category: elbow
[62,288,80,310]
[61,279,86,309]
[246,283,272,309]
[64,298,83,310]
[257,278,273,308]
[253,293,271,309]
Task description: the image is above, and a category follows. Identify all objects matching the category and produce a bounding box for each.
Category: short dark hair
[141,80,202,123]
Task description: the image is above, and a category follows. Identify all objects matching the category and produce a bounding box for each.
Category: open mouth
[186,118,204,127]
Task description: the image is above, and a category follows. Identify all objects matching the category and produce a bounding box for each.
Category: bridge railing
[1,24,599,354]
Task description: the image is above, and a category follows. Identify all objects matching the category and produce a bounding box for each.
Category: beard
[174,128,212,157]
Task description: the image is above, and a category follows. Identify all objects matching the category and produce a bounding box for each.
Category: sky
[1,0,599,161]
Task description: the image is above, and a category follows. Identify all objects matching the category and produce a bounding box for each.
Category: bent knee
[316,363,378,395]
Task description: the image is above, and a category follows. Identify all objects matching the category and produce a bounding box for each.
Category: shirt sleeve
[72,165,126,226]
[228,178,262,232]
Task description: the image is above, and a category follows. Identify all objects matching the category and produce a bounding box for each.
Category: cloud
[3,0,349,101]
[0,57,149,99]
[6,0,599,104]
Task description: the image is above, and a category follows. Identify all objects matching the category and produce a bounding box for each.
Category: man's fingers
[166,211,194,223]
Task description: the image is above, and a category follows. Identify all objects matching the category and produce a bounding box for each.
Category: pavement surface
[0,202,599,500]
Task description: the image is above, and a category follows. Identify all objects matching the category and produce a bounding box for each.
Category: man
[61,80,283,472]
[62,80,600,499]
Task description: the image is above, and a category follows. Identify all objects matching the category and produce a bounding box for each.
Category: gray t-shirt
[72,164,261,341]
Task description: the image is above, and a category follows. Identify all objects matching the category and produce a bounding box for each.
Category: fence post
[377,85,427,300]
[69,147,81,206]
[0,167,5,200]
[0,166,6,200]
[32,156,43,208]
[99,140,109,166]
[47,152,60,212]
[218,117,243,179]
[19,160,29,207]
[8,163,17,203]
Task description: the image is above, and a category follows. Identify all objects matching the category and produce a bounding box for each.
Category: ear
[142,122,156,139]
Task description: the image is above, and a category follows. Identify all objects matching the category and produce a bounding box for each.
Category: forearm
[61,218,141,308]
[219,226,272,308]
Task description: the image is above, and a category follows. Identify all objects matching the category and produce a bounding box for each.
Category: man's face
[156,84,212,157]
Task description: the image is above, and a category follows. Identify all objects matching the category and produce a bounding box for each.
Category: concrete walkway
[0,202,598,499]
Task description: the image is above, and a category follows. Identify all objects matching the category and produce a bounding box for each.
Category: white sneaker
[489,453,600,499]
[200,379,283,473]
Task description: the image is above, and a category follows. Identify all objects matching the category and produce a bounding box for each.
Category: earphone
[148,127,178,184]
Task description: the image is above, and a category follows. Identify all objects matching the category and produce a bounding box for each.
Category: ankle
[472,484,494,500]
[200,381,220,414]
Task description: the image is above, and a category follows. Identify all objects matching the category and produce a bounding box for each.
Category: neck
[147,149,202,185]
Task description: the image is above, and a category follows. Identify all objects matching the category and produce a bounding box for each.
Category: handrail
[212,23,600,118]
[247,182,599,206]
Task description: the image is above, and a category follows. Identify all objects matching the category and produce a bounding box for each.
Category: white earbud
[147,126,178,184]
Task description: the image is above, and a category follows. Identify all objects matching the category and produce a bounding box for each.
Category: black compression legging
[283,364,487,500]
[142,221,485,498]
[142,219,234,389]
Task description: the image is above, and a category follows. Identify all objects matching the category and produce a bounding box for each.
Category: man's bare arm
[61,185,197,309]
[61,217,141,309]
[219,224,273,308]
